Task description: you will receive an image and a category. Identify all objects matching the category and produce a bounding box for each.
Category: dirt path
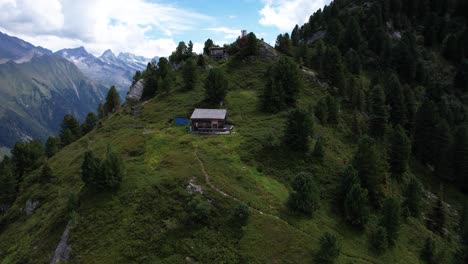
[194,150,380,264]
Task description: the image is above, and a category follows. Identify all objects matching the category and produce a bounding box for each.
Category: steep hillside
[0,54,107,148]
[0,32,52,64]
[0,47,465,263]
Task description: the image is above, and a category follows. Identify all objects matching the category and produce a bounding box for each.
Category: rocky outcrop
[50,222,72,264]
[258,42,278,60]
[126,79,145,102]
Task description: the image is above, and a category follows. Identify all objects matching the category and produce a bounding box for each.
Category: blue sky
[0,0,331,58]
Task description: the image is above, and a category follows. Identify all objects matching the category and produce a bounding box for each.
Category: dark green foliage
[197,54,206,67]
[460,203,468,244]
[434,121,454,181]
[98,146,125,190]
[452,247,468,264]
[343,17,362,51]
[261,57,301,112]
[45,136,60,158]
[142,75,158,99]
[39,162,53,183]
[203,39,214,55]
[344,49,361,75]
[402,177,424,218]
[443,34,460,62]
[340,166,360,203]
[158,75,173,94]
[283,109,313,153]
[82,112,98,134]
[11,139,44,178]
[322,46,346,93]
[315,97,328,124]
[385,74,406,126]
[188,195,212,224]
[132,70,141,85]
[182,59,198,90]
[389,125,411,176]
[104,86,120,115]
[369,225,388,254]
[97,103,105,119]
[275,33,292,55]
[326,96,339,124]
[353,136,388,207]
[187,41,194,57]
[204,68,228,104]
[0,157,17,206]
[288,172,319,216]
[291,25,300,46]
[414,100,440,165]
[315,232,341,264]
[170,41,188,63]
[325,19,343,46]
[380,197,401,246]
[421,237,437,264]
[60,114,82,145]
[81,150,100,187]
[229,203,250,227]
[369,85,388,139]
[313,137,325,162]
[344,183,370,227]
[393,33,417,83]
[243,32,259,57]
[453,127,468,192]
[427,192,446,235]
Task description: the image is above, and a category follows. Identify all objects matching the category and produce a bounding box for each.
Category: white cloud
[259,0,328,32]
[205,27,241,40]
[0,0,211,57]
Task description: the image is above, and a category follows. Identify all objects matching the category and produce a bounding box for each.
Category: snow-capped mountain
[56,47,153,97]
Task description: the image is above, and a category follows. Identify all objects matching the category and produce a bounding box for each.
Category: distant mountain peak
[101,49,116,58]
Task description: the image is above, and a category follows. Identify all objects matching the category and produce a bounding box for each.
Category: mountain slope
[56,48,153,97]
[0,31,52,64]
[0,54,106,148]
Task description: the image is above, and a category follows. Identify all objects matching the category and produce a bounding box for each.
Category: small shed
[209,47,228,60]
[190,109,233,134]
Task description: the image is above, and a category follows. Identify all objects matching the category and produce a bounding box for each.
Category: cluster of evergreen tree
[81,146,125,191]
[225,32,259,58]
[141,58,174,99]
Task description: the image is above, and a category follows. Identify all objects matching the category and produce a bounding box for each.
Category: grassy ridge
[0,56,464,263]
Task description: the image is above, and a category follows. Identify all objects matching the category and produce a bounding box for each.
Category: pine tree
[434,121,454,181]
[283,109,313,153]
[460,202,468,244]
[203,39,214,55]
[288,172,320,215]
[427,191,446,235]
[315,232,341,263]
[389,125,411,176]
[182,59,198,90]
[313,137,325,162]
[39,162,53,183]
[326,96,340,124]
[142,75,158,99]
[197,54,206,67]
[344,184,370,227]
[99,146,125,190]
[381,197,401,246]
[11,139,44,178]
[315,98,328,124]
[385,74,407,126]
[204,68,229,104]
[402,176,424,218]
[291,25,300,46]
[82,112,98,134]
[453,126,468,192]
[261,57,301,112]
[343,17,362,51]
[0,157,17,206]
[345,49,361,75]
[421,237,437,264]
[369,225,388,254]
[353,136,388,208]
[414,100,440,165]
[369,85,388,139]
[244,32,259,57]
[81,150,100,187]
[159,75,172,94]
[104,86,120,115]
[60,114,82,145]
[45,136,60,158]
[187,40,194,57]
[325,18,343,46]
[340,166,360,204]
[97,103,105,119]
[322,47,346,92]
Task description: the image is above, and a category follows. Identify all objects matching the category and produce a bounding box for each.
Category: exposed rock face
[24,199,40,216]
[258,42,278,60]
[50,222,72,264]
[306,30,326,45]
[126,79,145,102]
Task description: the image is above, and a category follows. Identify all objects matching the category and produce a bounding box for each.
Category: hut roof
[190,109,227,120]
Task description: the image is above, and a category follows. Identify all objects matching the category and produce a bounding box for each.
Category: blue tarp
[174,117,189,126]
